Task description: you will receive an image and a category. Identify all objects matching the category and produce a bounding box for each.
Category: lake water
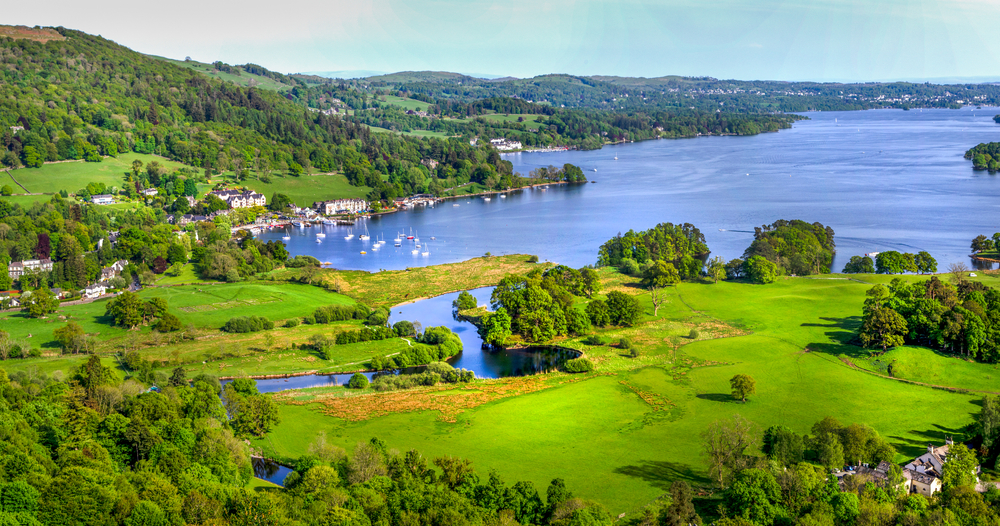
[259,107,1000,271]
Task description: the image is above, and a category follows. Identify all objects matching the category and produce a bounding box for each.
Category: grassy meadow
[253,270,995,516]
[152,56,294,92]
[3,153,188,196]
[379,95,432,111]
[479,113,548,131]
[213,172,371,206]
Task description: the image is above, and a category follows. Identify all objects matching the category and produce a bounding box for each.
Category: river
[258,107,1000,271]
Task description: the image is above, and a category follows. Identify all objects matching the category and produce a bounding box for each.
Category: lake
[259,107,1000,272]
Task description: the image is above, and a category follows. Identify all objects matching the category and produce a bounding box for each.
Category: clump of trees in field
[598,223,709,278]
[858,277,1000,362]
[742,220,836,277]
[222,315,274,333]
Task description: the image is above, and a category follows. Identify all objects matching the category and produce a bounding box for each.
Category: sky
[6,0,1000,82]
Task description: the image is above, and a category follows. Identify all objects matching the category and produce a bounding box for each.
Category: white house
[7,258,53,279]
[100,260,128,282]
[91,194,115,205]
[489,138,523,151]
[313,199,368,215]
[209,189,266,209]
[902,438,980,496]
[142,188,158,196]
[83,283,107,299]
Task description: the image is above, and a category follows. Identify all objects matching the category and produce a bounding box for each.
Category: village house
[902,438,980,496]
[209,189,266,209]
[100,260,128,282]
[489,138,523,151]
[313,199,368,215]
[0,294,19,309]
[142,188,158,196]
[83,283,107,299]
[91,194,115,205]
[421,159,439,169]
[7,258,53,279]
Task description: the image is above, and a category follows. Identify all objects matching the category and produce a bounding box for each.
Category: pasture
[479,113,548,131]
[5,153,188,196]
[231,173,371,206]
[254,272,992,515]
[380,95,431,111]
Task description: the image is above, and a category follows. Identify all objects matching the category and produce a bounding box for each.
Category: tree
[53,321,86,354]
[762,425,804,466]
[730,374,756,402]
[643,261,680,316]
[708,256,726,283]
[914,251,937,274]
[453,291,478,311]
[971,235,994,253]
[702,414,761,488]
[859,306,907,353]
[843,255,875,274]
[0,184,11,196]
[942,443,978,491]
[976,395,1000,453]
[268,193,292,212]
[585,300,611,327]
[606,291,641,327]
[745,256,778,284]
[948,262,970,282]
[22,288,58,318]
[107,292,146,328]
[725,469,784,526]
[481,308,512,347]
[580,268,601,298]
[168,367,187,387]
[816,432,845,471]
[660,481,702,526]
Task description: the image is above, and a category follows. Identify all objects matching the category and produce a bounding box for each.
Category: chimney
[927,444,935,455]
[945,437,954,446]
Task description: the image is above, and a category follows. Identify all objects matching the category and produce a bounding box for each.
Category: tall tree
[730,374,756,402]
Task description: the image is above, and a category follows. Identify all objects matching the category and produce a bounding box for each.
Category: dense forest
[859,276,1000,362]
[965,142,1000,172]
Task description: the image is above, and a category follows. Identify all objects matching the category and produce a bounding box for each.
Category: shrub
[688,328,699,339]
[583,335,610,346]
[393,320,415,337]
[286,255,321,268]
[313,304,370,324]
[563,357,594,373]
[618,338,633,350]
[302,316,315,325]
[452,291,477,311]
[365,307,389,327]
[285,318,300,328]
[528,255,539,263]
[606,291,641,327]
[620,258,641,276]
[347,373,369,389]
[155,312,182,333]
[585,300,611,327]
[222,315,274,333]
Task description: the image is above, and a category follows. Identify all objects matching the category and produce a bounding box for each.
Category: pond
[236,287,576,394]
[252,456,294,486]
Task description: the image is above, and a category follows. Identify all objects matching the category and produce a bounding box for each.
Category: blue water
[259,107,1000,271]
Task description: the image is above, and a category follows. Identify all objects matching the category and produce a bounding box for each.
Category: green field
[380,95,431,111]
[254,273,991,515]
[152,56,294,92]
[229,173,370,206]
[479,113,548,131]
[4,153,188,196]
[368,126,454,139]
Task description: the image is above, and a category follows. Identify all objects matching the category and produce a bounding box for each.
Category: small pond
[252,457,294,486]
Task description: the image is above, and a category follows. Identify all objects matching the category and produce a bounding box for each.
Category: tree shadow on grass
[888,422,972,459]
[801,316,862,345]
[695,393,733,403]
[613,460,712,491]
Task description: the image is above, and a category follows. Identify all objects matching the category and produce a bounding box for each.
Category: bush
[618,338,633,350]
[528,255,539,263]
[155,312,182,333]
[563,357,594,373]
[347,373,369,389]
[365,307,389,327]
[619,258,641,276]
[393,320,415,337]
[313,303,370,324]
[222,315,274,333]
[285,318,300,328]
[688,328,699,339]
[452,291,477,311]
[606,291,641,327]
[302,316,315,325]
[583,335,610,346]
[286,255,321,268]
[585,300,611,327]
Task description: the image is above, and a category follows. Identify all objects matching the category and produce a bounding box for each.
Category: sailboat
[344,228,354,240]
[316,232,325,238]
[282,234,290,240]
[394,232,402,243]
[315,237,322,243]
[378,234,386,245]
[414,230,420,244]
[407,228,414,240]
[359,224,370,241]
[411,247,419,254]
[422,242,429,257]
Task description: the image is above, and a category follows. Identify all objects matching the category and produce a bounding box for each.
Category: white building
[91,194,115,205]
[313,199,368,215]
[209,189,266,209]
[489,138,523,151]
[83,283,107,299]
[142,188,158,196]
[902,439,980,496]
[8,258,53,279]
[100,260,129,282]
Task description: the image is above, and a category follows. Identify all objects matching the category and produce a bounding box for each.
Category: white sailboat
[414,230,420,244]
[359,224,370,241]
[344,228,354,240]
[422,242,429,257]
[316,232,325,238]
[411,247,419,254]
[394,232,402,243]
[282,235,290,240]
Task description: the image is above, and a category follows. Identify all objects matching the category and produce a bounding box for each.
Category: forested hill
[348,71,1000,113]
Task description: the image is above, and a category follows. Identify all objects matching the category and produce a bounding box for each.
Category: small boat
[360,251,367,255]
[500,194,506,198]
[593,168,597,172]
[344,228,354,240]
[416,244,421,249]
[394,242,401,247]
[484,197,491,201]
[430,236,436,240]
[411,249,419,254]
[323,219,334,225]
[614,156,618,160]
[422,242,429,257]
[316,232,325,238]
[282,235,290,240]
[453,204,460,207]
[359,224,370,241]
[315,238,322,243]
[292,221,303,227]
[414,230,420,243]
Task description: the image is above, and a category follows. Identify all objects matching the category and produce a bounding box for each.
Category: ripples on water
[259,107,1000,272]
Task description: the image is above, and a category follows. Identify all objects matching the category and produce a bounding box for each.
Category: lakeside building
[313,199,368,215]
[83,283,107,299]
[489,138,523,151]
[142,188,158,196]
[91,194,114,205]
[100,260,129,282]
[7,258,53,279]
[209,189,266,209]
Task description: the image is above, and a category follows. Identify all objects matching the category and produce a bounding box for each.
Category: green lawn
[7,153,188,195]
[229,173,370,207]
[368,126,453,139]
[153,264,217,286]
[254,273,990,516]
[479,113,548,131]
[379,95,431,111]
